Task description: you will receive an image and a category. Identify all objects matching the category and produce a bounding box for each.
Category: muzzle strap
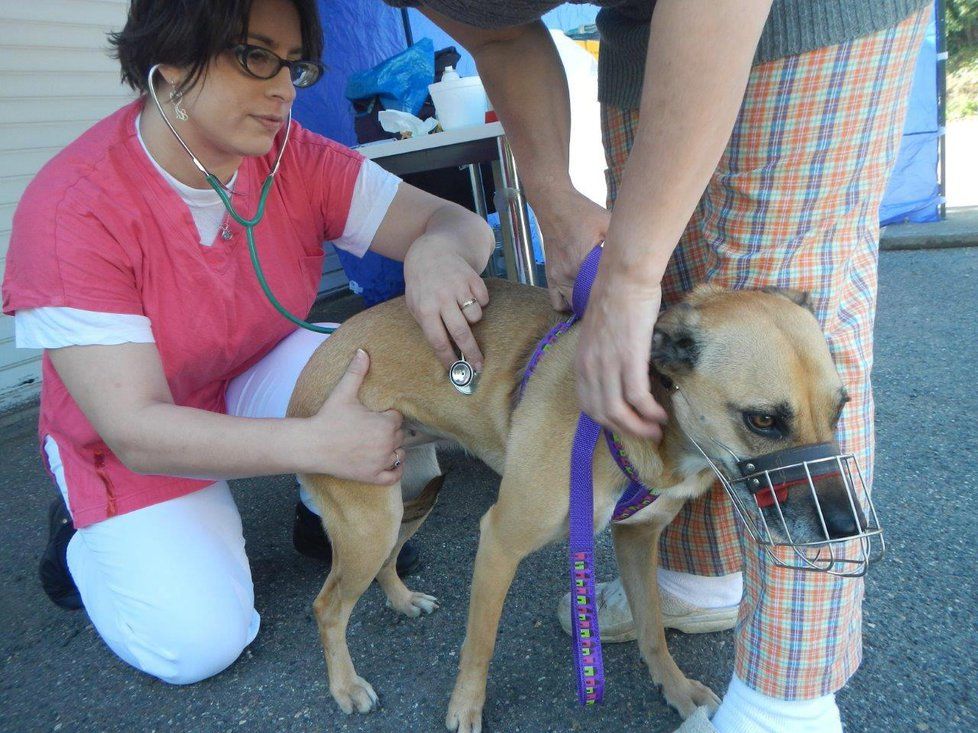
[738,442,842,509]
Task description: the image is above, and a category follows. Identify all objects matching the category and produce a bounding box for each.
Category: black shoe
[38,497,83,611]
[292,501,422,577]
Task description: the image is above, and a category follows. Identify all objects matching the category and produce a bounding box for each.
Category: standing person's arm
[419,0,772,438]
[418,9,611,310]
[577,0,773,439]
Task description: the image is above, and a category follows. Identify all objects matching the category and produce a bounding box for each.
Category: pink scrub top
[2,99,373,527]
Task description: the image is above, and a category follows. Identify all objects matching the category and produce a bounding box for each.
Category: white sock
[657,568,743,608]
[298,482,321,516]
[711,675,842,733]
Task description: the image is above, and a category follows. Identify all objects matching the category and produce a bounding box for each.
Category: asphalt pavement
[1,247,976,733]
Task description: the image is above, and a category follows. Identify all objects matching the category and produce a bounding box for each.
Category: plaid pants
[601,8,927,698]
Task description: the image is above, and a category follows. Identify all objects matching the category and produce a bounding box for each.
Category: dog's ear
[651,302,701,376]
[760,287,815,315]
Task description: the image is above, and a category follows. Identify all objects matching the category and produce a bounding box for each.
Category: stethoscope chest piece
[449,356,479,395]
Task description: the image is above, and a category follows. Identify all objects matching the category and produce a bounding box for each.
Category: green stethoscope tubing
[147,63,336,336]
[206,174,336,334]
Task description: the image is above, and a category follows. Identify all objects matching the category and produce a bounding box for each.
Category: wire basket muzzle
[716,443,884,577]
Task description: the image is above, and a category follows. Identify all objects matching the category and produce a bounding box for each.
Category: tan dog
[287,278,858,732]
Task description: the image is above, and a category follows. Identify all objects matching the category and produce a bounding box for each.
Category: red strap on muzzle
[753,482,792,508]
[752,473,843,509]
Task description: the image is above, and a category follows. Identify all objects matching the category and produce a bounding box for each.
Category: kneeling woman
[1,0,493,684]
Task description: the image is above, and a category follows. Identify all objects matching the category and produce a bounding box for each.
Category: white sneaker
[556,576,738,642]
[675,707,720,732]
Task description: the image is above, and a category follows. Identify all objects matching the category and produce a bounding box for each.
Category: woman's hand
[574,263,668,441]
[370,184,494,372]
[306,349,406,485]
[403,232,490,371]
[535,191,611,311]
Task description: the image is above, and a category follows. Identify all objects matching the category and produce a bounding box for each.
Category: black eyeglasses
[231,44,323,88]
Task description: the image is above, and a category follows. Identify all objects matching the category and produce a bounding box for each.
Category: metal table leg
[468,163,498,278]
[491,136,537,286]
[467,163,487,219]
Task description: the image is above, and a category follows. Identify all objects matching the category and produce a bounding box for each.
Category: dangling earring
[168,85,189,121]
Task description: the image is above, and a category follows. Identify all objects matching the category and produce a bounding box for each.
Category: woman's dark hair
[109,0,323,93]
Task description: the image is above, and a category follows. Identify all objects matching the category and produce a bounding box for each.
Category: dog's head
[652,285,868,546]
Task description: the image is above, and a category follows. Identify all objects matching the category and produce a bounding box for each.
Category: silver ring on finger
[460,298,478,310]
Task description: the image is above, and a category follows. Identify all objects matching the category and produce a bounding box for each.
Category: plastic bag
[378,109,437,138]
[345,38,434,116]
[348,44,461,145]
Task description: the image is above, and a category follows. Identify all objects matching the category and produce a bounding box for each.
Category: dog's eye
[743,412,785,438]
[749,414,774,429]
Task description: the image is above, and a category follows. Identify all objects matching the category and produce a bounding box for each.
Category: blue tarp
[292,2,402,146]
[879,6,942,224]
[292,2,940,301]
[291,2,414,304]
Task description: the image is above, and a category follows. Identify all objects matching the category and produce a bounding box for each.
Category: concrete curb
[0,399,39,443]
[880,206,978,251]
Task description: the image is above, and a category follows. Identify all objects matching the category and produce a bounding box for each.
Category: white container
[427,66,487,131]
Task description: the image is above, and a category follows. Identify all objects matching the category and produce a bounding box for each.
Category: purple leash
[565,244,607,705]
[566,244,657,529]
[569,411,604,703]
[519,245,658,705]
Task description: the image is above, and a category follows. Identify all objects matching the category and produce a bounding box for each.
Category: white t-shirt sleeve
[15,307,155,349]
[330,158,400,257]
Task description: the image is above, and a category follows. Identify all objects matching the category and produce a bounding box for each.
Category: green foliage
[947,46,978,119]
[946,2,978,119]
[947,0,978,52]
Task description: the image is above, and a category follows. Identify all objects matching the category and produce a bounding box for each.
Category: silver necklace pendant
[220,221,233,240]
[449,355,479,395]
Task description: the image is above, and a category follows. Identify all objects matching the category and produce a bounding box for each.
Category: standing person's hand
[574,258,668,441]
[535,190,611,311]
[403,233,490,371]
[306,349,406,485]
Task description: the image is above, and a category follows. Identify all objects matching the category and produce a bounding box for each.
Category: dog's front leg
[611,489,721,720]
[446,483,565,733]
[445,503,520,733]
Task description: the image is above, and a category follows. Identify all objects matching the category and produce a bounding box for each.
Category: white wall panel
[0,1,130,409]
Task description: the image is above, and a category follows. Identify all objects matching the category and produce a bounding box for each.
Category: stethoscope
[449,356,479,395]
[147,64,335,335]
[147,65,479,392]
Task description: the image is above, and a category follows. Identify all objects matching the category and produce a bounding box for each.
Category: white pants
[49,325,439,684]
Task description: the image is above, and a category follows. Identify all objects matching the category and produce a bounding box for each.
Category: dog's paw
[445,700,483,733]
[330,675,379,715]
[386,591,440,618]
[663,677,721,720]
